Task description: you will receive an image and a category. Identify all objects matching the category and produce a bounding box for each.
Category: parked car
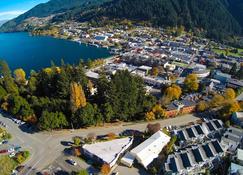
[8,148,14,153]
[9,152,16,158]
[67,159,77,166]
[0,149,8,154]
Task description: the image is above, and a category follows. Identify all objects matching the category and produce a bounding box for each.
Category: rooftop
[83,137,133,166]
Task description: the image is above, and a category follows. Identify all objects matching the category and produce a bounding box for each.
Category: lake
[0,32,111,74]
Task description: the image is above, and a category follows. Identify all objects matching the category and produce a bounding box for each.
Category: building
[82,137,133,167]
[227,79,243,89]
[221,127,243,152]
[165,140,224,174]
[213,71,231,84]
[129,131,171,169]
[175,124,206,143]
[228,163,243,175]
[231,112,243,128]
[201,119,224,136]
[166,100,196,117]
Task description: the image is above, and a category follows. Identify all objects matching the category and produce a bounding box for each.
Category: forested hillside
[0,0,242,41]
[0,0,110,32]
[71,0,242,40]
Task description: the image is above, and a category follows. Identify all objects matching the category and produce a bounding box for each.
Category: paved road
[0,113,199,175]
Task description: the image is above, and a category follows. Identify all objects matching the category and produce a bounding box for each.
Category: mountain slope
[221,0,243,29]
[0,0,108,32]
[70,0,242,39]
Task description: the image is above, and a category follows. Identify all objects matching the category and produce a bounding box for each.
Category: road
[0,113,199,175]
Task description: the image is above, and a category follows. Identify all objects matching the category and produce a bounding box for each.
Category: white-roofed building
[82,137,133,167]
[130,130,171,169]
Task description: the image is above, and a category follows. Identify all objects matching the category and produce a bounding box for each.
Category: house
[166,100,196,117]
[175,124,206,143]
[227,79,243,89]
[231,112,243,128]
[165,140,224,174]
[213,71,231,84]
[82,137,133,168]
[236,92,243,102]
[221,127,243,152]
[237,149,243,165]
[129,131,171,169]
[201,119,224,136]
[228,163,243,175]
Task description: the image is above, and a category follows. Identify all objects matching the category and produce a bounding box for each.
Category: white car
[8,148,14,153]
[9,152,16,158]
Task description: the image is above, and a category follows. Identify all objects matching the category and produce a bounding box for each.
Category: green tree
[74,103,95,127]
[101,103,114,122]
[38,111,68,130]
[75,170,89,175]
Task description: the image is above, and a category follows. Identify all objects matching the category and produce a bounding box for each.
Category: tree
[73,137,81,146]
[100,164,110,175]
[152,104,166,119]
[164,84,182,101]
[210,94,225,108]
[147,123,161,135]
[74,103,95,127]
[145,111,155,121]
[197,101,208,112]
[230,63,237,76]
[75,170,89,175]
[151,67,159,77]
[236,63,243,80]
[0,85,7,101]
[184,74,199,92]
[38,111,68,130]
[220,101,240,120]
[224,88,236,100]
[70,82,87,113]
[103,70,155,121]
[101,103,114,122]
[14,68,26,84]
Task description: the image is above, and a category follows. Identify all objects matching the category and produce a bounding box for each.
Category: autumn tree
[224,88,236,100]
[14,68,26,84]
[196,101,208,112]
[164,84,182,101]
[210,94,225,108]
[184,74,199,92]
[145,111,155,121]
[152,104,166,119]
[220,101,240,121]
[151,67,159,77]
[107,132,117,140]
[70,82,86,113]
[100,164,111,175]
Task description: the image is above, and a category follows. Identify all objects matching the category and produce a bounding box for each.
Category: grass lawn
[0,156,17,175]
[213,48,243,58]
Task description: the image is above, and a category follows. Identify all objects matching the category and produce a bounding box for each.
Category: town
[0,18,242,175]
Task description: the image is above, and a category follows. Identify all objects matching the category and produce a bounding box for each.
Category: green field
[0,156,17,175]
[213,48,243,58]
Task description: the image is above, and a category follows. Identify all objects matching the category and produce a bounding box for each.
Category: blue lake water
[0,32,111,74]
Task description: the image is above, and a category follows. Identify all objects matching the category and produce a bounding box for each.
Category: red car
[0,149,7,154]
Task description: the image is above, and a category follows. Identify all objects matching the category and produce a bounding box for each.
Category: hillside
[0,0,242,41]
[0,20,8,27]
[0,0,109,32]
[69,0,242,40]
